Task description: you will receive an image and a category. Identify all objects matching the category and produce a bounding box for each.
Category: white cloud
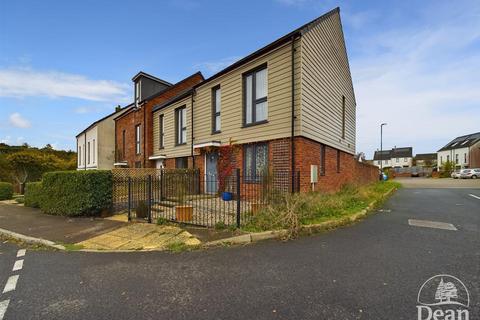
[352,6,480,157]
[74,107,90,114]
[0,136,11,144]
[194,56,242,74]
[0,67,129,102]
[9,112,31,128]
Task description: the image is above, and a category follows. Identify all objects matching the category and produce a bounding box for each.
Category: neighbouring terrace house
[372,147,413,169]
[150,7,378,193]
[437,132,480,170]
[76,107,129,170]
[415,153,437,167]
[114,72,204,168]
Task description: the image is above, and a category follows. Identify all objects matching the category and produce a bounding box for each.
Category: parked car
[460,168,480,179]
[411,167,420,177]
[451,170,462,179]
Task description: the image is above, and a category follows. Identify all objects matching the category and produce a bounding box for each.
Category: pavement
[0,181,478,319]
[0,203,123,244]
[77,223,201,250]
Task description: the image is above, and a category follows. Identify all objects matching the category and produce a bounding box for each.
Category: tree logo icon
[416,274,470,320]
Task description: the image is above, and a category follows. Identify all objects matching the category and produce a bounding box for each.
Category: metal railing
[112,168,300,228]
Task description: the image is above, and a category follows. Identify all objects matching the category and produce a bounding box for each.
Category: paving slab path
[0,203,124,244]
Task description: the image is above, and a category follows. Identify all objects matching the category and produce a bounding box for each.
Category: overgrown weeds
[243,181,400,238]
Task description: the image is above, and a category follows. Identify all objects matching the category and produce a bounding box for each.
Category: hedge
[40,170,112,216]
[0,182,13,200]
[24,182,43,208]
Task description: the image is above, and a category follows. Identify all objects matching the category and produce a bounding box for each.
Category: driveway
[396,177,480,188]
[0,187,478,319]
[0,203,124,243]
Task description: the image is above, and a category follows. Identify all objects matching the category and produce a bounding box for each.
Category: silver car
[460,168,480,179]
[451,170,462,179]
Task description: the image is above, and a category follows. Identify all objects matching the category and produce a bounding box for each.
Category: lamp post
[380,123,387,180]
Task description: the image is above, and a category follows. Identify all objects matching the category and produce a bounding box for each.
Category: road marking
[408,219,457,231]
[2,275,19,294]
[16,249,26,257]
[469,194,480,200]
[0,300,9,320]
[12,259,23,271]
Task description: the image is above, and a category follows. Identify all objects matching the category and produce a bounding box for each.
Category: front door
[205,152,218,193]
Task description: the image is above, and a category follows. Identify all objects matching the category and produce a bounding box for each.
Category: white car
[451,170,462,179]
[460,168,480,179]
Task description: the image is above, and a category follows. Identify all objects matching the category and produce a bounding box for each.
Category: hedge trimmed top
[28,170,113,216]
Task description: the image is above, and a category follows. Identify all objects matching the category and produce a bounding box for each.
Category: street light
[380,123,387,180]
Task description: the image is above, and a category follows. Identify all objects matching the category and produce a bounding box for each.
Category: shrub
[24,182,43,208]
[14,195,25,204]
[0,182,13,200]
[40,170,112,216]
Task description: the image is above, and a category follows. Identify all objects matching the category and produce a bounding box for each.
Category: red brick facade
[160,136,378,194]
[114,73,204,168]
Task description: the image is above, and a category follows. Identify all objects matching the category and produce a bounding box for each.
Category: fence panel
[112,168,299,228]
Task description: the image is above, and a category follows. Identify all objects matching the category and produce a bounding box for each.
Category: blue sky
[1,0,479,158]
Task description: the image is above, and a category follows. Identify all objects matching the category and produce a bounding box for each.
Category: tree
[6,151,45,183]
[435,278,458,303]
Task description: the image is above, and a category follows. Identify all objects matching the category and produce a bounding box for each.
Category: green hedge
[0,182,13,200]
[40,170,112,216]
[24,182,43,208]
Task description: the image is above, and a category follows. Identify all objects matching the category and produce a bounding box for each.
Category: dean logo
[417,274,470,320]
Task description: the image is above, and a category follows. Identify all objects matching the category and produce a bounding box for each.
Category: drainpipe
[143,102,146,168]
[191,92,195,169]
[290,35,297,192]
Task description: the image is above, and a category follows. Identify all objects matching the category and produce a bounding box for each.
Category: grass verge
[242,181,400,238]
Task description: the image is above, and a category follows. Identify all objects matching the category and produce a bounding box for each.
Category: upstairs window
[175,106,187,145]
[122,130,126,159]
[212,86,221,133]
[244,66,268,126]
[87,141,90,164]
[159,114,165,149]
[135,81,141,107]
[92,139,95,163]
[78,146,82,166]
[464,153,467,163]
[135,124,141,154]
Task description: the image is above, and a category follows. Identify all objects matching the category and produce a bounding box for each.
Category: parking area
[395,177,480,188]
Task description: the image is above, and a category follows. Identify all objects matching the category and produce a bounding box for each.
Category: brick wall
[114,73,203,168]
[159,136,378,196]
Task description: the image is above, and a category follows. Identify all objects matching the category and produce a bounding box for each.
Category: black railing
[112,168,300,228]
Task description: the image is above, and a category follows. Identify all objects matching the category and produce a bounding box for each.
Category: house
[437,132,480,170]
[113,72,204,168]
[76,107,129,170]
[415,153,437,168]
[150,7,377,192]
[372,147,413,169]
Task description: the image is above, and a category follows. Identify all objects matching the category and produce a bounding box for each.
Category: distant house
[76,107,129,170]
[415,153,437,167]
[437,132,480,170]
[372,147,413,169]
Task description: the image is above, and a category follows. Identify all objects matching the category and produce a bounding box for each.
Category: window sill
[212,130,221,135]
[242,120,268,128]
[175,143,187,147]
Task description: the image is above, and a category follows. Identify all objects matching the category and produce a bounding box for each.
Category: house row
[76,7,378,192]
[437,132,480,170]
[372,147,414,168]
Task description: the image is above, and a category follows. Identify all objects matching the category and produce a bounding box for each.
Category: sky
[1,0,479,158]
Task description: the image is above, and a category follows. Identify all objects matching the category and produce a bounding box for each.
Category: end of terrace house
[76,7,378,193]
